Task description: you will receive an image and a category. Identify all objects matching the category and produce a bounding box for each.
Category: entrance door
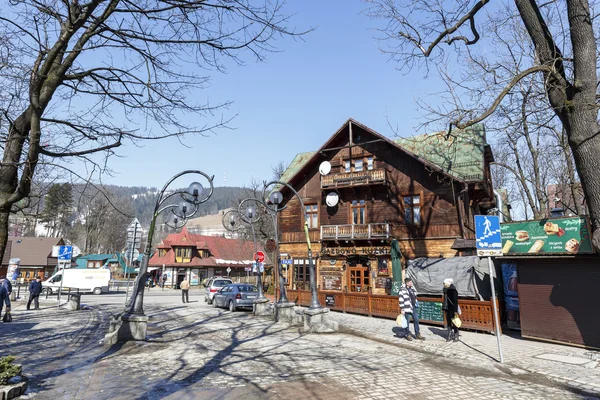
[348,267,369,293]
[177,273,185,289]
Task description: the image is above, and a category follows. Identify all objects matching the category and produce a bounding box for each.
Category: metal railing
[321,168,387,189]
[320,223,390,240]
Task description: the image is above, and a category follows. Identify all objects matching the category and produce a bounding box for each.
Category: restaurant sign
[500,217,593,255]
[320,246,390,256]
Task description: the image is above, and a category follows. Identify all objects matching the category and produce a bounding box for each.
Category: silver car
[204,277,233,304]
[212,284,259,312]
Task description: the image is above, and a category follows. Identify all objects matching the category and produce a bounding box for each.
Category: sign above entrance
[500,216,593,255]
[320,246,390,256]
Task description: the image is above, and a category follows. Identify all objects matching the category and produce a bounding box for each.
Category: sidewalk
[313,306,600,396]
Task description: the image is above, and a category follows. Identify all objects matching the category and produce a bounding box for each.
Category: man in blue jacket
[27,277,42,310]
[0,280,10,319]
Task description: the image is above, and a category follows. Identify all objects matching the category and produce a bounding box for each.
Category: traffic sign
[245,266,252,272]
[281,259,293,265]
[254,251,265,263]
[57,245,73,261]
[475,215,502,257]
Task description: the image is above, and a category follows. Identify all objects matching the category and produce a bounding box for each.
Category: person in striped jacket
[399,278,425,341]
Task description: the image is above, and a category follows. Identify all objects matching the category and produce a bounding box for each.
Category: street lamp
[120,170,214,341]
[262,181,322,310]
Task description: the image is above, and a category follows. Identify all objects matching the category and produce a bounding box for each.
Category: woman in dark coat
[442,278,460,342]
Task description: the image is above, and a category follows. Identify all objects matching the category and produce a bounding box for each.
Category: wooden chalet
[277,119,495,296]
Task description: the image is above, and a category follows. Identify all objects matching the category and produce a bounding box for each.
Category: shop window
[293,259,311,290]
[305,204,318,229]
[403,195,421,225]
[348,267,370,293]
[351,200,366,224]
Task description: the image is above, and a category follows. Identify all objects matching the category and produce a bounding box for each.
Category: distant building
[0,237,65,281]
[148,227,268,288]
[546,183,586,217]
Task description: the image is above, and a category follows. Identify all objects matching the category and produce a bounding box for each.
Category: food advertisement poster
[500,217,593,255]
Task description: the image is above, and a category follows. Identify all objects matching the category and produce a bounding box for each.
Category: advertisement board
[500,217,593,255]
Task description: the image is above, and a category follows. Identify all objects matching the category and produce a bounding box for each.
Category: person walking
[1,276,12,297]
[27,276,42,310]
[398,278,425,341]
[180,278,190,303]
[0,280,10,321]
[442,278,460,342]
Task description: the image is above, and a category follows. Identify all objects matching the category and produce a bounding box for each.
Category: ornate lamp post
[262,181,322,310]
[222,198,270,315]
[119,170,214,341]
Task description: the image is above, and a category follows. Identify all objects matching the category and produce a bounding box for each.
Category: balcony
[320,223,391,240]
[321,169,387,189]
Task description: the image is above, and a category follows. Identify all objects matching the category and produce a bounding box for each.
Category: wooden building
[277,119,494,295]
[0,237,64,281]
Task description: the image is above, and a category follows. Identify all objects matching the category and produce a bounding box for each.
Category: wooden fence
[282,289,500,333]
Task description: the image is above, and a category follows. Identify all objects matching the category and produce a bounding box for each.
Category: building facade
[148,227,267,288]
[277,119,494,295]
[0,237,65,281]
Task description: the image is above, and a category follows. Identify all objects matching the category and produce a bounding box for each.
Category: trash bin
[66,293,81,311]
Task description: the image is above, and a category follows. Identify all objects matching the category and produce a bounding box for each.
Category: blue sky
[102,1,446,189]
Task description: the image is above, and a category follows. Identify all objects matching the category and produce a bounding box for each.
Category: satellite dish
[325,192,339,207]
[319,161,331,176]
[72,246,81,258]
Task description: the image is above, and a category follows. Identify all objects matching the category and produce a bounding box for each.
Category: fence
[282,289,500,333]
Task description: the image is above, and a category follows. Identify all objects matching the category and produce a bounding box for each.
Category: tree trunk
[0,210,11,265]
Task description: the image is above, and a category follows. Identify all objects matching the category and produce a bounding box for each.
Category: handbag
[396,314,408,328]
[451,315,461,328]
[2,311,12,323]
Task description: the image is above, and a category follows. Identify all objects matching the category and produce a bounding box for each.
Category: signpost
[475,215,504,363]
[56,246,73,309]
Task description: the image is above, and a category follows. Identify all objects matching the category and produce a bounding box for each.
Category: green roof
[394,124,487,182]
[280,123,488,184]
[279,151,315,184]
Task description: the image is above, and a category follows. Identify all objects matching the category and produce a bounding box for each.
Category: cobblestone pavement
[1,293,598,400]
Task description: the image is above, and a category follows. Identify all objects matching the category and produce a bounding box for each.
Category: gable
[280,119,489,187]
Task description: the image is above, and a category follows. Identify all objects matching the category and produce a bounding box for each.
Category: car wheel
[93,287,102,295]
[42,288,51,295]
[207,298,212,305]
[212,298,218,308]
[229,301,236,312]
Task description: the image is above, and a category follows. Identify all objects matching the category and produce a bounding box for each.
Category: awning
[148,267,159,272]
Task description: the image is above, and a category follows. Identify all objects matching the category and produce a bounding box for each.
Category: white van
[43,268,111,295]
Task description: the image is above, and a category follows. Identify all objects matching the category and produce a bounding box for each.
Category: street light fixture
[262,181,322,310]
[119,170,214,341]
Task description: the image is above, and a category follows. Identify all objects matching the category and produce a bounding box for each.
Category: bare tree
[365,0,600,250]
[0,0,306,262]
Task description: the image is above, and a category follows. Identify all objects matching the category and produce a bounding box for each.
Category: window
[175,247,192,263]
[345,160,351,173]
[353,159,363,172]
[349,267,370,292]
[305,204,318,229]
[351,200,366,224]
[293,259,311,290]
[344,157,374,172]
[367,156,374,171]
[158,249,167,257]
[403,195,421,224]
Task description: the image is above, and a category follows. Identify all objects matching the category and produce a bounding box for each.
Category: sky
[101,0,447,190]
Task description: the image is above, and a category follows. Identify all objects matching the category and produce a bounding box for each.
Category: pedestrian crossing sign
[475,215,502,257]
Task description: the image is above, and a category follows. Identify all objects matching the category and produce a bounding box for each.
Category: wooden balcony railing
[321,168,387,189]
[320,223,390,240]
[280,230,321,243]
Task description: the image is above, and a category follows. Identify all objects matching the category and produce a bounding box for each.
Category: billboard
[500,217,593,255]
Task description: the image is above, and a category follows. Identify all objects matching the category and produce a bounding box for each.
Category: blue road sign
[58,245,73,261]
[281,259,293,265]
[475,215,502,256]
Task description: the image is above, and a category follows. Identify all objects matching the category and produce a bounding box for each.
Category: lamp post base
[303,307,339,333]
[274,301,297,323]
[253,298,271,317]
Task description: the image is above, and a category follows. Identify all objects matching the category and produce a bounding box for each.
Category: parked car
[212,284,259,312]
[204,277,233,304]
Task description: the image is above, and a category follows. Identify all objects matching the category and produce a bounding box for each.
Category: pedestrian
[180,277,190,303]
[27,276,42,310]
[442,278,460,342]
[1,276,12,296]
[398,278,425,341]
[0,280,10,321]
